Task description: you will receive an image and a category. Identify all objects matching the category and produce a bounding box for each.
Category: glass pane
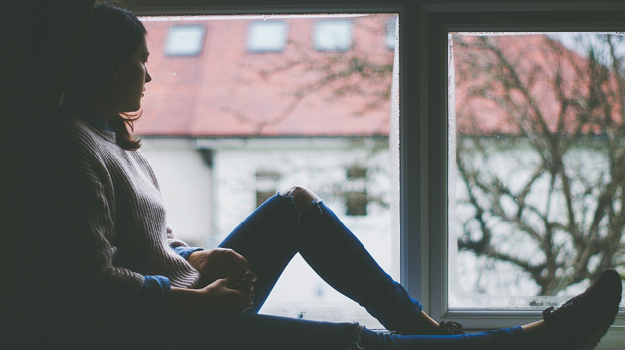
[247,21,288,52]
[449,32,625,309]
[165,25,205,56]
[385,18,397,50]
[314,19,353,51]
[138,14,399,327]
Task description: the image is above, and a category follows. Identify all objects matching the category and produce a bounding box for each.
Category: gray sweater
[52,115,203,309]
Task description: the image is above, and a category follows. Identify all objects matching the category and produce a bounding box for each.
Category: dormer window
[386,17,398,50]
[165,25,205,56]
[313,19,352,51]
[247,21,288,52]
[345,166,368,216]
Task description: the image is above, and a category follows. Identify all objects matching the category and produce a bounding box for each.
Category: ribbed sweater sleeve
[52,124,145,307]
[167,226,189,248]
[172,246,205,260]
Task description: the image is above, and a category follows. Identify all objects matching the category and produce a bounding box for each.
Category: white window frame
[127,1,624,346]
[421,3,625,347]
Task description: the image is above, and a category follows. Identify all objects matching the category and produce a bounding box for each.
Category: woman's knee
[279,185,320,213]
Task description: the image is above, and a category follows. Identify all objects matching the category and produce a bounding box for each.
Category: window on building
[385,16,397,50]
[345,166,368,216]
[247,20,288,52]
[255,170,281,207]
[313,19,352,51]
[165,25,205,56]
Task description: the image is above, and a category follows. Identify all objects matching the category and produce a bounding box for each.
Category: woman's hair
[62,2,147,150]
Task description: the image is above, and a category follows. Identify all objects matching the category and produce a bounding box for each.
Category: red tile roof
[453,34,622,136]
[135,16,619,138]
[137,15,395,137]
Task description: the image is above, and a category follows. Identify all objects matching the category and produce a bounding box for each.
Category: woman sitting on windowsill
[42,3,621,350]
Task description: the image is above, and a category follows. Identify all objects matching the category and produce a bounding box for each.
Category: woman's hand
[171,277,254,313]
[175,248,258,313]
[188,248,254,284]
[200,277,255,312]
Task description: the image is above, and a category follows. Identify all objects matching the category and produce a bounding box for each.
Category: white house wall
[140,138,213,247]
[207,138,397,308]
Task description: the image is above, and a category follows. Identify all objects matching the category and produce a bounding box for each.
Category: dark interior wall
[5,1,94,348]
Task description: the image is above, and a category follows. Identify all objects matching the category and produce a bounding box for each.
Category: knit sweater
[51,115,203,308]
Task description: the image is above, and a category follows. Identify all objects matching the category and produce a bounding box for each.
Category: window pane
[314,19,352,51]
[247,21,288,52]
[385,17,397,50]
[345,166,368,216]
[256,170,281,207]
[138,14,399,327]
[166,25,205,56]
[449,32,625,309]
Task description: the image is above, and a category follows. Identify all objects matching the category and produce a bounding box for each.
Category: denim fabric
[189,194,524,349]
[359,326,526,350]
[139,275,172,307]
[138,246,203,302]
[172,246,204,260]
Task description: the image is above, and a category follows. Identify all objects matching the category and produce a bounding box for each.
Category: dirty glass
[449,32,625,309]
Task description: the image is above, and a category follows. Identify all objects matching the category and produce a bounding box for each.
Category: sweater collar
[86,114,114,133]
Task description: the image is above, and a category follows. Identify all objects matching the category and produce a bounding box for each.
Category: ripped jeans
[191,193,525,350]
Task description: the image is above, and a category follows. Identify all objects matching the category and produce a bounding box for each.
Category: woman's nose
[145,68,152,83]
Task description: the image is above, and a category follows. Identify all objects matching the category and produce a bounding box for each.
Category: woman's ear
[110,58,122,82]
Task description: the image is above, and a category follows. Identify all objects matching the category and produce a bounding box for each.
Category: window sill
[443,309,624,350]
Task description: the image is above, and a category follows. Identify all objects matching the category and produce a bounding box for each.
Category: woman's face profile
[110,35,152,113]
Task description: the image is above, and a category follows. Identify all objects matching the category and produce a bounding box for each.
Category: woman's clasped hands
[187,248,257,312]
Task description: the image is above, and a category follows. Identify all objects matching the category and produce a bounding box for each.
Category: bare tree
[454,33,625,296]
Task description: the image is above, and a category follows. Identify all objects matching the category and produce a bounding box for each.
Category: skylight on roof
[386,17,398,50]
[165,25,205,56]
[247,21,288,52]
[313,19,352,51]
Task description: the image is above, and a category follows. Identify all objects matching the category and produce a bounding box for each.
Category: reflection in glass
[449,32,625,309]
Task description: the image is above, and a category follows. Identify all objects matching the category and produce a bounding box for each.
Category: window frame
[422,3,625,338]
[127,0,624,345]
